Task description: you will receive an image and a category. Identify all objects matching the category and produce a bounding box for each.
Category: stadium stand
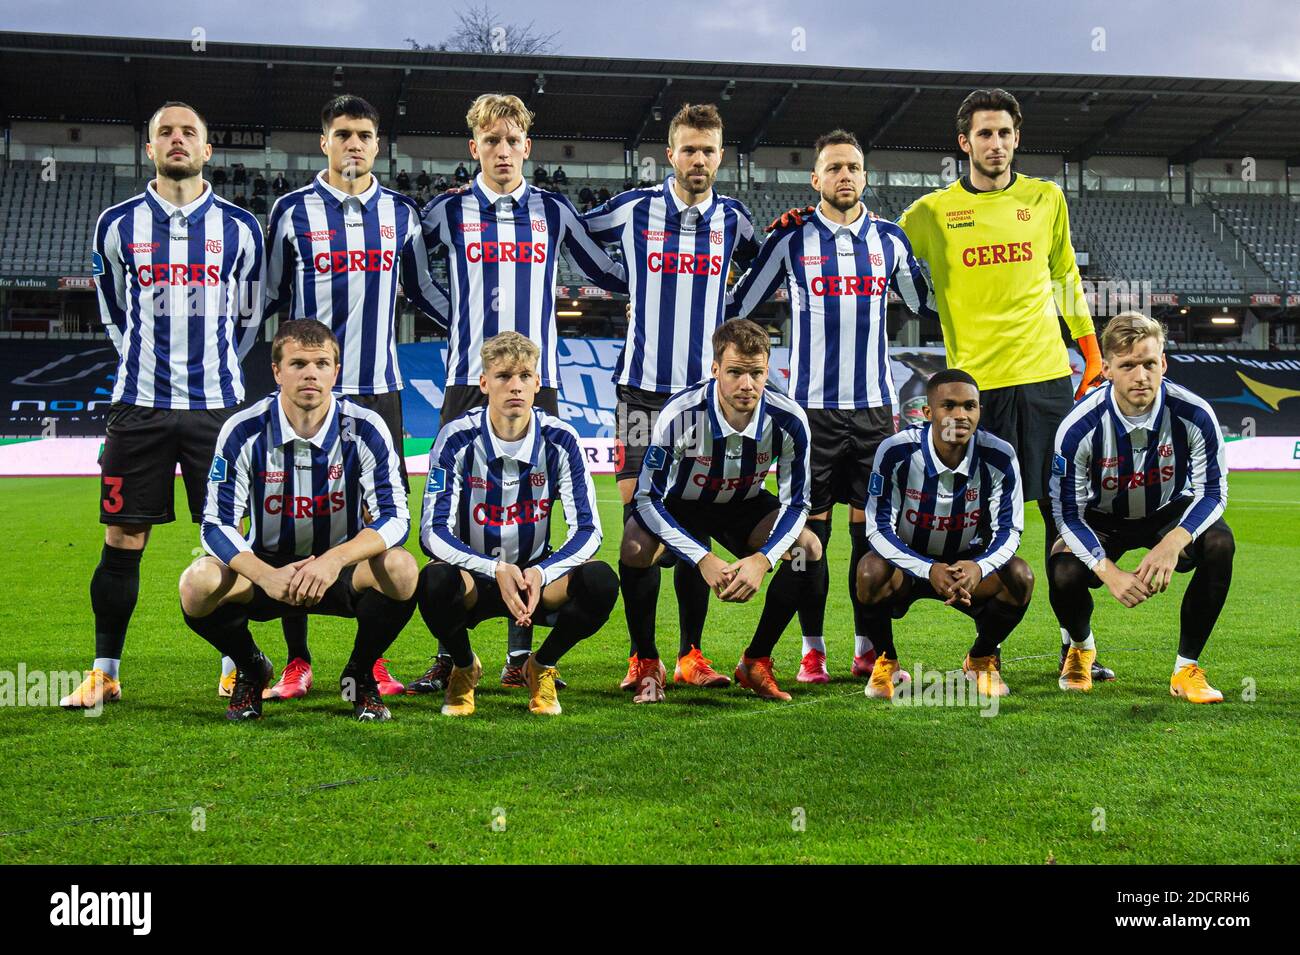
[1202,195,1300,288]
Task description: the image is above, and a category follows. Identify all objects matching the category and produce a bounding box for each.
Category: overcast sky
[2,0,1297,82]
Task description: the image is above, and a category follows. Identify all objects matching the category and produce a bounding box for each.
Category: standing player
[264,94,449,699]
[857,369,1032,700]
[417,93,627,690]
[621,319,822,703]
[728,129,932,684]
[1050,313,1233,701]
[411,332,617,716]
[179,320,417,721]
[61,101,265,709]
[583,102,759,692]
[895,89,1111,681]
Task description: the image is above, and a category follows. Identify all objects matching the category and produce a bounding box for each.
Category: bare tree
[407,3,560,55]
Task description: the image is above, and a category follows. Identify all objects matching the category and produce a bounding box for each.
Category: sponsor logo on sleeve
[209,455,228,482]
[645,445,668,470]
[1052,453,1068,476]
[868,472,884,497]
[425,466,446,494]
[91,251,105,276]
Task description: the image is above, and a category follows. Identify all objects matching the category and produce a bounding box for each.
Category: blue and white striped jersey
[420,407,601,586]
[866,423,1024,579]
[200,393,409,565]
[265,172,449,395]
[582,177,758,393]
[419,174,628,390]
[1050,380,1228,569]
[633,380,811,567]
[92,182,265,409]
[727,206,934,410]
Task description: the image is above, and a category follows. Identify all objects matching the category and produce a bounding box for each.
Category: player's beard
[158,153,204,182]
[822,188,861,212]
[970,154,1011,183]
[677,167,715,197]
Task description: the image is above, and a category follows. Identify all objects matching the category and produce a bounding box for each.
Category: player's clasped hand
[1135,539,1181,594]
[1100,565,1153,608]
[288,554,341,607]
[260,558,314,604]
[496,561,539,627]
[929,562,973,607]
[719,553,769,603]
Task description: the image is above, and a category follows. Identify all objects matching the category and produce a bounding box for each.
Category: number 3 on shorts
[102,475,124,514]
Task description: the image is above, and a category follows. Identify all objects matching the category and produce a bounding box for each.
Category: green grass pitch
[1,472,1296,863]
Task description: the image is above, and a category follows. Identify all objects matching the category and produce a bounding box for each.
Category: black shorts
[241,550,361,621]
[1071,498,1228,588]
[805,405,896,513]
[348,390,408,487]
[98,402,238,525]
[440,384,559,429]
[882,547,984,619]
[615,384,672,482]
[461,568,565,630]
[634,490,783,560]
[979,376,1073,502]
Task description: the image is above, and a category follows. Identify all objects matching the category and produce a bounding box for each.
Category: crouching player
[857,369,1032,700]
[412,332,617,717]
[179,320,418,722]
[1050,312,1233,702]
[620,319,822,703]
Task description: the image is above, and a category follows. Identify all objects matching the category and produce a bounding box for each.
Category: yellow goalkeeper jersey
[897,172,1093,391]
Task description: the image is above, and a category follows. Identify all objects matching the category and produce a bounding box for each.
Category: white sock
[1060,628,1071,647]
[1069,632,1096,651]
[220,656,237,678]
[92,657,120,680]
[801,636,826,655]
[1175,655,1197,673]
[854,635,874,657]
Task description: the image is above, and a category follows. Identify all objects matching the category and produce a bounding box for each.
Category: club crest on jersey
[645,445,668,470]
[426,467,446,494]
[1158,444,1174,458]
[209,455,228,482]
[530,472,546,487]
[710,230,724,246]
[205,238,222,254]
[91,251,105,276]
[1017,208,1031,221]
[868,472,884,497]
[532,219,547,233]
[1052,453,1068,476]
[965,486,979,502]
[869,252,884,267]
[757,450,771,466]
[380,224,395,239]
[328,463,343,480]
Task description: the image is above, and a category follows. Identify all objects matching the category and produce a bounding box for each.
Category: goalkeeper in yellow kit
[770,88,1111,680]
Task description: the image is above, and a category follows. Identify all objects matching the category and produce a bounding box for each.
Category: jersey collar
[144,180,215,224]
[812,203,869,243]
[663,176,718,228]
[921,421,976,478]
[473,173,530,211]
[272,392,339,449]
[958,171,1018,195]
[479,407,542,466]
[706,379,764,441]
[312,170,380,212]
[1106,380,1166,435]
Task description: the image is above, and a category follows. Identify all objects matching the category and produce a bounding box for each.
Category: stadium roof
[3,31,1300,162]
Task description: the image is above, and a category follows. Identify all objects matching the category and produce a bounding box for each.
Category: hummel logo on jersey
[426,466,446,494]
[645,446,668,470]
[209,455,228,482]
[868,472,884,496]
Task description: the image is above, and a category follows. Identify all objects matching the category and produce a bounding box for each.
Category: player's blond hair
[481,331,540,373]
[1101,311,1167,359]
[466,93,534,136]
